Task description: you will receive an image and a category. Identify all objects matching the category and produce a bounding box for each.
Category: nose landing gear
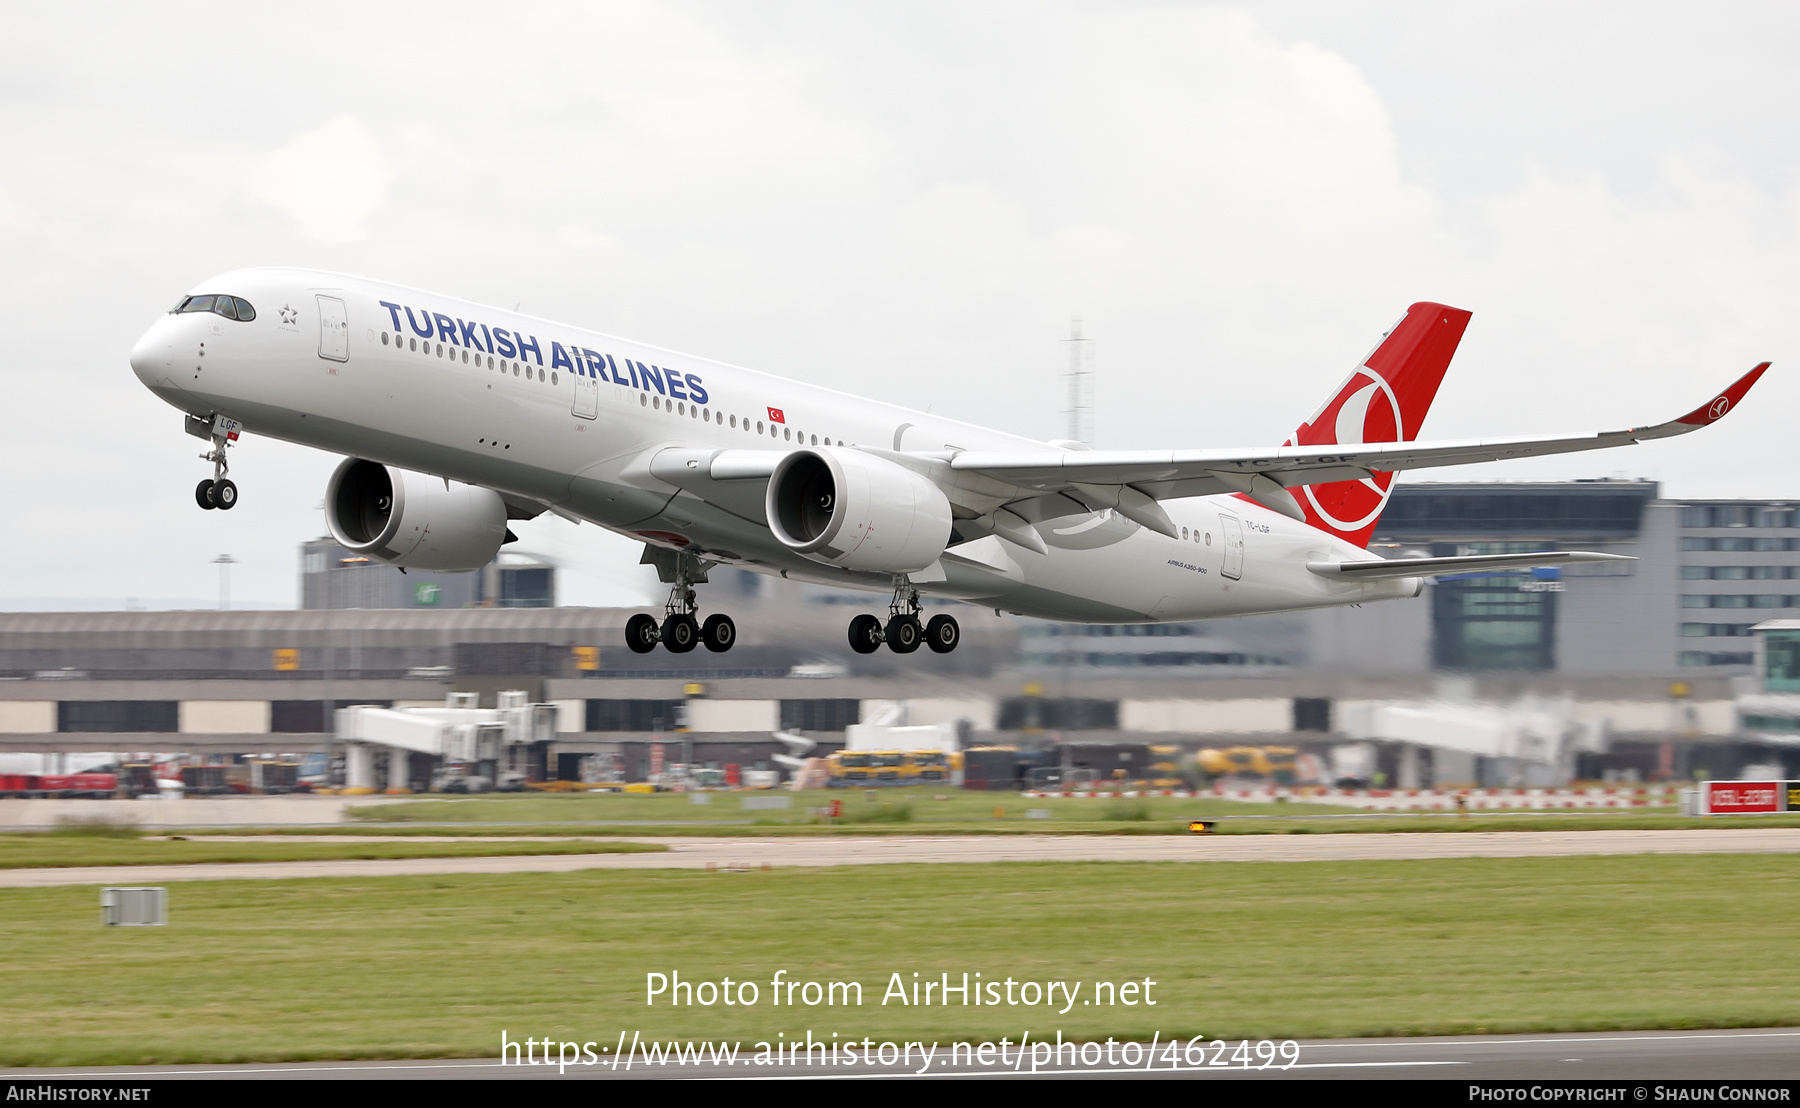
[192,416,240,511]
[847,579,960,654]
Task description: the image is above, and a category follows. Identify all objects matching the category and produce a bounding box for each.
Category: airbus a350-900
[128,269,1767,656]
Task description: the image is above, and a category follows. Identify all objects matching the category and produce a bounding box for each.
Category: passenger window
[729,415,736,428]
[551,372,557,385]
[757,421,764,433]
[381,333,390,346]
[409,337,417,351]
[232,298,255,321]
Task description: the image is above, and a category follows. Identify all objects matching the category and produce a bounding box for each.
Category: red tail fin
[1287,303,1472,548]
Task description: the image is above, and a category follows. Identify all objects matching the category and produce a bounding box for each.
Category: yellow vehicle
[828,749,926,787]
[829,750,875,786]
[903,749,952,783]
[1199,745,1298,783]
[869,750,904,783]
[1198,746,1259,778]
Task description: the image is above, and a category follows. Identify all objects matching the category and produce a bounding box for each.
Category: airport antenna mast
[1062,317,1094,445]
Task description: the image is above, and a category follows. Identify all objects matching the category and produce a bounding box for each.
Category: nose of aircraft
[129,314,176,387]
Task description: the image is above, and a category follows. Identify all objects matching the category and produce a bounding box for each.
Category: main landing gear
[848,580,960,655]
[625,550,736,654]
[193,419,238,511]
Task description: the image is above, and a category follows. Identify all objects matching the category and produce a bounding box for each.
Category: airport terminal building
[3,481,1800,788]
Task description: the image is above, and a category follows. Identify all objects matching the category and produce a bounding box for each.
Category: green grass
[3,855,1800,1065]
[0,836,666,870]
[317,788,1800,838]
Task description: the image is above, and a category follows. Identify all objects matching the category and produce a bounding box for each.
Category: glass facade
[1765,630,1800,692]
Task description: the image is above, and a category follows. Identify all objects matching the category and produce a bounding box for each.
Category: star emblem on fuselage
[279,304,298,325]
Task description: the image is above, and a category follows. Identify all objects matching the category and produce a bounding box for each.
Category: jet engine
[325,458,508,572]
[766,448,953,574]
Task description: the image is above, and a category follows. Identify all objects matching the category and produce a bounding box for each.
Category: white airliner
[128,269,1767,657]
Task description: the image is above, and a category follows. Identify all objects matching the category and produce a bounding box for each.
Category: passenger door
[572,366,598,420]
[316,296,349,362]
[1218,513,1244,581]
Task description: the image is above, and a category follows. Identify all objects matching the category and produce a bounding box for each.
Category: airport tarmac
[3,1028,1797,1080]
[5,827,1800,887]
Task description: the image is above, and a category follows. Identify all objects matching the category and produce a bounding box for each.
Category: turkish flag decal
[767,407,786,424]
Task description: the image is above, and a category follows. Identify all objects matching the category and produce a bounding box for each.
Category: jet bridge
[335,691,557,794]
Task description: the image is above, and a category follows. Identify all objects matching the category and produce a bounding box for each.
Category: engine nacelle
[325,458,508,572]
[767,448,953,574]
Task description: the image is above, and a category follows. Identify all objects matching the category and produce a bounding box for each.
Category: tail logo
[1709,397,1731,420]
[1294,367,1403,533]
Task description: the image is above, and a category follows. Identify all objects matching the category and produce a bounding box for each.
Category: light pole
[213,554,237,611]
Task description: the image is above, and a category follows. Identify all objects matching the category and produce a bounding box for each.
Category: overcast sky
[2,2,1796,609]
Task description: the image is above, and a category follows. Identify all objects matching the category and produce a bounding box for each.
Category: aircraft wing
[1305,550,1635,580]
[947,364,1769,524]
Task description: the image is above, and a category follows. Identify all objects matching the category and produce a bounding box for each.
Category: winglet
[1674,362,1770,427]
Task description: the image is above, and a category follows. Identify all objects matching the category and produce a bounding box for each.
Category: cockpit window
[173,294,255,322]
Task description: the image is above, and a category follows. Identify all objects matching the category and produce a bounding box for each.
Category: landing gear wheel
[661,612,699,653]
[195,479,218,510]
[624,613,661,654]
[925,614,960,653]
[848,614,883,655]
[212,478,238,510]
[886,614,922,654]
[701,613,736,653]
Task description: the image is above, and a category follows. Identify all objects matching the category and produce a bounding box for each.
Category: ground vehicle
[903,750,955,783]
[1199,745,1297,783]
[827,749,910,786]
[0,773,118,798]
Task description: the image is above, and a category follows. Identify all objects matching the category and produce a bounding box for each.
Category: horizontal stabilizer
[1306,550,1635,580]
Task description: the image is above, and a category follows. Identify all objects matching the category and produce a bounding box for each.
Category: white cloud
[246,116,392,243]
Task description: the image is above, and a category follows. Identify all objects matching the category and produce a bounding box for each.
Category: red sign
[1707,781,1782,814]
[767,407,785,424]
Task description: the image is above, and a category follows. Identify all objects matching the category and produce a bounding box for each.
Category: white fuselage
[129,267,1418,622]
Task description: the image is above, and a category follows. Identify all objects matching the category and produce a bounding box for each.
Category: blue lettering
[582,348,604,379]
[665,369,688,401]
[516,333,542,365]
[607,354,630,386]
[551,343,574,372]
[493,328,518,359]
[638,361,665,395]
[379,301,404,331]
[459,319,481,349]
[404,306,435,338]
[685,374,708,405]
[433,313,459,345]
[479,324,494,354]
